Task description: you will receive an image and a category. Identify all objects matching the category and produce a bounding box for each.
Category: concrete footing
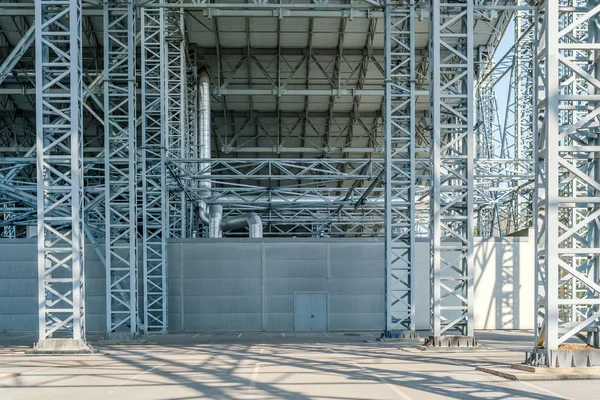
[105,332,138,341]
[97,332,149,345]
[26,339,96,355]
[422,335,479,348]
[377,330,422,343]
[412,335,482,352]
[526,348,600,368]
[477,363,600,381]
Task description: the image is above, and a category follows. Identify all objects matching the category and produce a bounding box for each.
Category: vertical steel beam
[0,24,34,87]
[514,0,535,231]
[429,0,474,338]
[384,1,415,335]
[1,202,16,238]
[103,0,138,336]
[531,1,600,363]
[165,3,187,239]
[141,5,168,334]
[35,0,85,340]
[186,66,199,237]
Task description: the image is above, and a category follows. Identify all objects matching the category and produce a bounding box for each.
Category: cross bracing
[0,0,566,348]
[528,0,600,364]
[103,0,138,336]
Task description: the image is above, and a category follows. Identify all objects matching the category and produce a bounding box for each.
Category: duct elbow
[246,213,263,238]
[209,205,223,238]
[198,68,210,84]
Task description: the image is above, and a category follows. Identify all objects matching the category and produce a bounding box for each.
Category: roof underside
[0,1,513,159]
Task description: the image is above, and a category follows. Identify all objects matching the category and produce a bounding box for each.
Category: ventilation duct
[198,69,211,198]
[195,69,263,238]
[196,69,212,230]
[221,213,263,238]
[209,205,222,238]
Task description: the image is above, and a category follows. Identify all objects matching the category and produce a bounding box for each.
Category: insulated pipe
[196,69,212,230]
[209,204,223,238]
[221,213,264,238]
[198,69,211,198]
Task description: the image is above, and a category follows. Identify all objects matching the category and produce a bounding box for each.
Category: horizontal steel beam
[198,47,385,57]
[213,88,383,96]
[220,146,384,154]
[0,87,383,96]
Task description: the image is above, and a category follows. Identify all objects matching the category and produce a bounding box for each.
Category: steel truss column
[530,0,600,364]
[1,201,16,238]
[141,6,168,333]
[384,2,416,335]
[103,0,138,336]
[186,67,199,237]
[429,0,475,339]
[35,0,85,341]
[514,0,535,232]
[165,2,187,239]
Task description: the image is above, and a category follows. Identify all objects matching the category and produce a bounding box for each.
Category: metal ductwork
[209,204,222,238]
[196,69,212,230]
[208,204,262,238]
[198,69,211,198]
[221,213,263,238]
[195,69,263,238]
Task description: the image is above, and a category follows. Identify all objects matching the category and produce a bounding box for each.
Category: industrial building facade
[0,0,598,367]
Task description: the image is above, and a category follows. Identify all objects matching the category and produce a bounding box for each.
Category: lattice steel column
[383,2,416,336]
[1,202,16,238]
[35,0,86,341]
[186,66,199,237]
[429,0,475,340]
[165,4,187,238]
[529,0,600,366]
[141,6,168,333]
[514,0,535,232]
[103,0,138,336]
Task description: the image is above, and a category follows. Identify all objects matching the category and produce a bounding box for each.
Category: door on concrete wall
[294,293,327,331]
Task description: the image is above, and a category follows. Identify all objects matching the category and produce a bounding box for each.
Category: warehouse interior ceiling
[0,0,521,239]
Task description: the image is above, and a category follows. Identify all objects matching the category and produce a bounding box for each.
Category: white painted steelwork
[429,0,475,338]
[35,0,85,340]
[103,0,138,335]
[141,5,168,333]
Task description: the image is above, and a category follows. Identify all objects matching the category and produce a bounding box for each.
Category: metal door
[309,293,327,331]
[294,293,311,331]
[294,293,327,331]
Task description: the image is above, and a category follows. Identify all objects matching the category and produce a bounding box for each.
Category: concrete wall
[175,239,384,331]
[411,233,535,330]
[0,234,533,333]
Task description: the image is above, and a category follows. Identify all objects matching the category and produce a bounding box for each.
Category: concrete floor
[0,331,596,399]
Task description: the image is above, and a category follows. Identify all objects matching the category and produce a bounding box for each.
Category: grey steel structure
[384,2,415,334]
[429,0,475,338]
[34,0,85,341]
[140,5,168,333]
[5,0,599,361]
[528,0,600,365]
[103,0,138,336]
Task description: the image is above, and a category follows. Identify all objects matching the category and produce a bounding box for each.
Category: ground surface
[0,330,596,399]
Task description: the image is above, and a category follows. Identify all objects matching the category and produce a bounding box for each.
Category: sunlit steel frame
[103,0,138,335]
[141,5,168,333]
[35,0,85,340]
[532,0,600,357]
[165,3,187,239]
[384,2,415,334]
[429,0,475,338]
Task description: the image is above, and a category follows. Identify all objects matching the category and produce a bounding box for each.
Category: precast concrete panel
[0,237,534,333]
